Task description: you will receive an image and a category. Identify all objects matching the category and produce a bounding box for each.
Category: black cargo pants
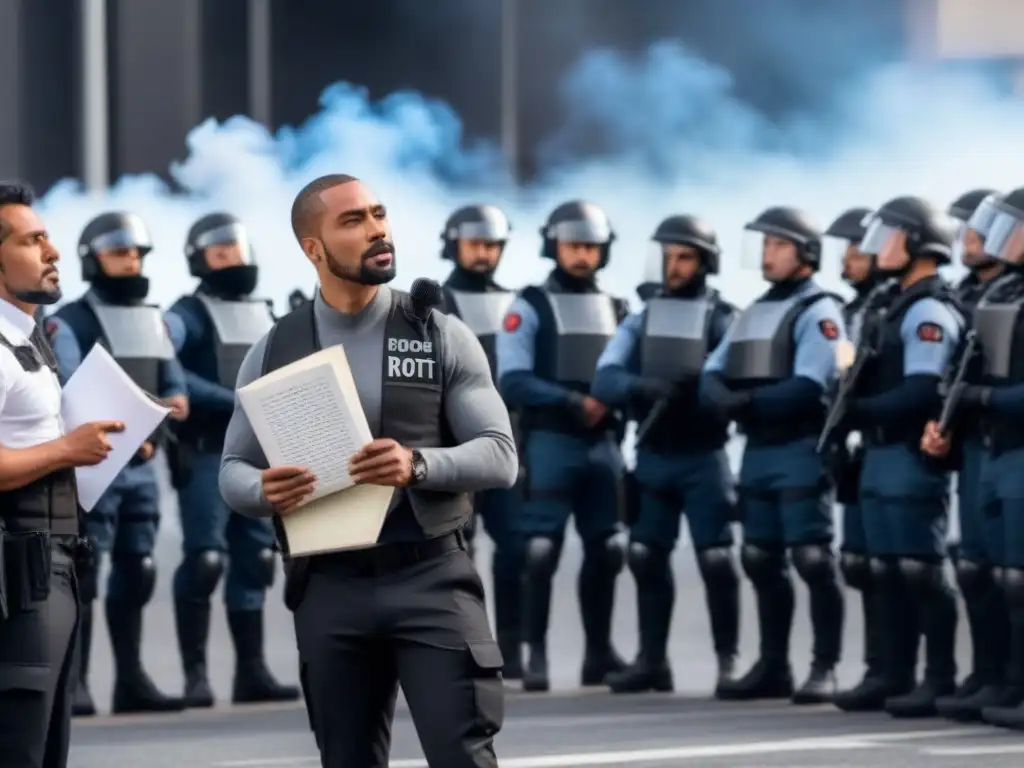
[292,530,504,768]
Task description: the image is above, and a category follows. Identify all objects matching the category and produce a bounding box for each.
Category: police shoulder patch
[818,319,839,340]
[916,321,943,343]
[503,312,522,332]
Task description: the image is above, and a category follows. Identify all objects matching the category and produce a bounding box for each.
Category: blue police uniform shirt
[496,296,579,408]
[900,298,960,378]
[703,283,845,390]
[164,305,235,412]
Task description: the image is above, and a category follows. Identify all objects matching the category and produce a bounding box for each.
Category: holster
[0,529,52,622]
[833,448,863,506]
[165,430,194,490]
[283,557,312,612]
[73,536,98,603]
[621,471,641,527]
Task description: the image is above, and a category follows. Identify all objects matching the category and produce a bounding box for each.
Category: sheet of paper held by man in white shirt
[60,345,172,512]
[237,346,394,556]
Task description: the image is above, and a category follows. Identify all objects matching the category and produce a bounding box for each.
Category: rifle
[816,281,895,454]
[634,394,671,447]
[936,328,977,435]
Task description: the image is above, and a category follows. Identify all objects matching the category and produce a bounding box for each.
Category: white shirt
[0,299,63,449]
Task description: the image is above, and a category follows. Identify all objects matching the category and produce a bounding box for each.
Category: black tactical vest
[722,287,829,387]
[194,293,275,387]
[76,293,175,394]
[0,332,78,536]
[260,289,472,556]
[638,293,729,453]
[442,287,514,379]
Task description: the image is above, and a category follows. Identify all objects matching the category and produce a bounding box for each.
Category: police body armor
[58,293,175,395]
[721,283,832,442]
[520,279,622,436]
[443,288,514,377]
[262,289,472,555]
[858,276,960,447]
[0,333,78,538]
[972,273,1024,453]
[638,293,728,453]
[194,293,274,388]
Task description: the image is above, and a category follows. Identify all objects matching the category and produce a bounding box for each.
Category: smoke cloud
[37,39,1024,313]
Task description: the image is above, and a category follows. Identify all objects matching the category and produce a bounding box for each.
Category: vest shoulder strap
[262,300,317,377]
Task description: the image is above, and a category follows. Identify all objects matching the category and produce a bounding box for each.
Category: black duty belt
[310,529,466,577]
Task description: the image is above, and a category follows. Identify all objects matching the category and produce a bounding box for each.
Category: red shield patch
[818,319,839,340]
[503,312,522,332]
[916,322,943,343]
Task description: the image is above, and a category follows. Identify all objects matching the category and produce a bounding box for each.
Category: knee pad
[792,544,835,585]
[1003,568,1024,610]
[897,557,944,595]
[112,554,157,605]
[697,546,737,587]
[955,559,991,601]
[525,537,560,579]
[257,547,276,588]
[740,544,786,587]
[192,550,225,598]
[592,532,627,574]
[627,541,668,582]
[840,552,870,591]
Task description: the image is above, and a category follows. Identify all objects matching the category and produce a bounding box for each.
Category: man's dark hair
[290,174,359,242]
[0,181,36,243]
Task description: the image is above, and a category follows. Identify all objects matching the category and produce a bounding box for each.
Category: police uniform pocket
[466,640,505,739]
[0,662,50,693]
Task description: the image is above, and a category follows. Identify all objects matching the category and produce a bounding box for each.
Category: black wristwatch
[409,449,427,486]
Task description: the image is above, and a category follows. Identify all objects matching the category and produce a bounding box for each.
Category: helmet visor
[549,218,611,245]
[89,215,152,253]
[984,208,1024,264]
[194,223,253,264]
[857,216,901,257]
[449,210,510,242]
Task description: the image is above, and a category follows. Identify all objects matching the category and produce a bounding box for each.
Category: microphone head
[410,278,443,310]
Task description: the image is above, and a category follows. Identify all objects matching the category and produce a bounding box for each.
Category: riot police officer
[826,207,893,712]
[496,201,628,692]
[701,206,846,703]
[164,214,299,707]
[845,197,962,718]
[923,186,1024,729]
[932,190,1010,721]
[437,204,525,679]
[47,212,187,715]
[593,215,740,694]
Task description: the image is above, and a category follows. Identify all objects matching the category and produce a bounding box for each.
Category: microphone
[410,278,443,321]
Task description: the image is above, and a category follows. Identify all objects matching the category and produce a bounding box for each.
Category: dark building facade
[0,0,909,194]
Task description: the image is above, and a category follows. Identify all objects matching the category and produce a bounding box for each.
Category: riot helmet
[650,215,720,274]
[540,200,614,270]
[948,189,1000,267]
[982,187,1024,266]
[186,213,258,297]
[825,207,873,286]
[440,204,510,276]
[859,196,955,276]
[78,211,153,301]
[741,206,822,279]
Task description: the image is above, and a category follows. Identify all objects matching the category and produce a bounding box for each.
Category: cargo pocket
[467,640,505,738]
[0,662,50,694]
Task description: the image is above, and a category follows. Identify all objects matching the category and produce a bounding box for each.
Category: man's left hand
[349,438,414,487]
[163,395,189,421]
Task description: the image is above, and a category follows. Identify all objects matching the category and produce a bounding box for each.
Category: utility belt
[0,529,80,623]
[861,422,924,447]
[740,416,822,447]
[281,528,468,612]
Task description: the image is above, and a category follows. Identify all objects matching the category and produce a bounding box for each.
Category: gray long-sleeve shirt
[218,285,519,522]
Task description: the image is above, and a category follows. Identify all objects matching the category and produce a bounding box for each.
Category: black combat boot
[982,574,1024,729]
[174,600,215,708]
[716,561,794,701]
[608,546,674,693]
[228,610,300,703]
[792,547,844,704]
[695,547,741,695]
[107,600,185,714]
[522,548,555,693]
[493,570,523,680]
[71,603,97,717]
[578,549,626,686]
[834,582,887,711]
[937,569,1007,722]
[885,564,957,718]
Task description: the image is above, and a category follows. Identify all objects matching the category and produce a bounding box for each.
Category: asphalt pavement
[68,455,1017,767]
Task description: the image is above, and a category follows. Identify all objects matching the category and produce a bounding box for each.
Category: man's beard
[2,265,62,305]
[325,240,396,286]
